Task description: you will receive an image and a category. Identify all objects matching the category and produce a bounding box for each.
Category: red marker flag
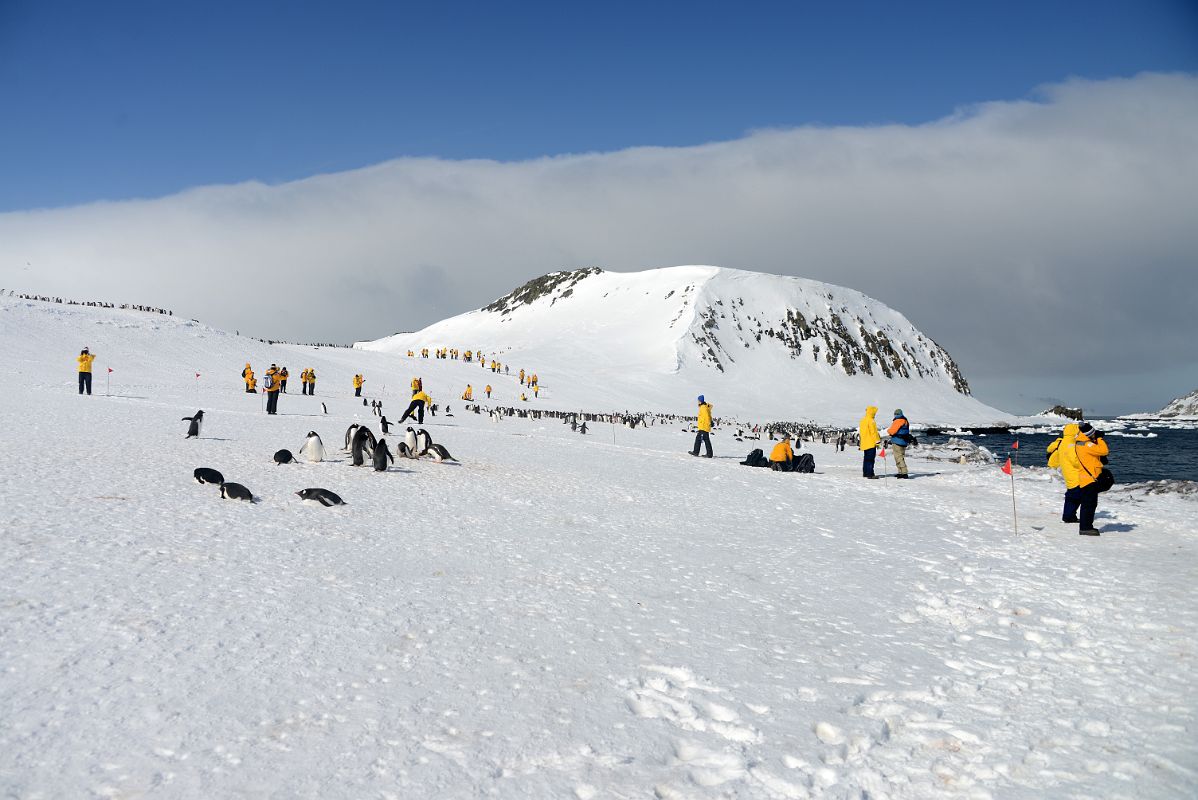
[1012,440,1020,450]
[878,448,886,458]
[196,372,201,378]
[1001,457,1012,475]
[107,367,113,373]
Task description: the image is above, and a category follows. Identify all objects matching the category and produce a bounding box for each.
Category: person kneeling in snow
[769,434,796,471]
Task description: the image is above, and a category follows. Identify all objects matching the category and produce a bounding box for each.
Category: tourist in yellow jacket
[279,367,290,393]
[353,374,364,397]
[77,347,95,395]
[859,406,880,478]
[769,435,795,471]
[307,368,317,395]
[242,363,256,393]
[690,395,713,458]
[264,364,282,414]
[399,390,431,424]
[1048,422,1110,535]
[462,384,473,401]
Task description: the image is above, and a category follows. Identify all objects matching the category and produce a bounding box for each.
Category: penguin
[379,415,391,435]
[372,438,394,471]
[403,427,418,454]
[182,410,204,439]
[414,428,432,455]
[350,425,376,467]
[299,431,325,463]
[274,449,296,465]
[321,402,328,414]
[194,467,224,485]
[344,423,360,451]
[296,488,345,506]
[362,398,368,407]
[220,482,254,502]
[396,441,414,459]
[428,443,456,462]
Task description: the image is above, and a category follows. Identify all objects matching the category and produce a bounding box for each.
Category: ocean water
[925,422,1198,484]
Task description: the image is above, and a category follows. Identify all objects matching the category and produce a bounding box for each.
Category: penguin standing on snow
[372,438,394,471]
[379,415,391,435]
[344,423,360,451]
[299,431,325,463]
[414,429,432,456]
[182,410,204,439]
[403,427,418,454]
[350,425,376,467]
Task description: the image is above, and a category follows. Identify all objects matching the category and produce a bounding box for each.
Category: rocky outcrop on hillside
[1156,389,1198,417]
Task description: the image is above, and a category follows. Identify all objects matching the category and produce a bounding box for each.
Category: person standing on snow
[353,374,365,397]
[264,364,281,414]
[1047,422,1110,535]
[859,405,880,478]
[690,395,714,458]
[77,347,95,395]
[242,363,256,393]
[886,409,913,479]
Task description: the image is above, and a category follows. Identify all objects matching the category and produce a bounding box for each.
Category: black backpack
[795,453,816,473]
[740,448,768,468]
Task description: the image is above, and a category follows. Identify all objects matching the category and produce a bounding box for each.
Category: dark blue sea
[925,422,1197,484]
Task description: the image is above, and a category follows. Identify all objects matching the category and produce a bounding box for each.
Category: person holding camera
[1047,422,1110,535]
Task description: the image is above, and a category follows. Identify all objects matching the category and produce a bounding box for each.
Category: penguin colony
[185,410,459,508]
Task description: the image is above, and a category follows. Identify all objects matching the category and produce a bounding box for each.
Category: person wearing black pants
[690,395,714,458]
[77,348,95,395]
[399,390,431,424]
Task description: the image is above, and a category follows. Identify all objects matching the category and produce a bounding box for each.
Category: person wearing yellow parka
[77,348,96,395]
[769,436,795,471]
[859,406,880,478]
[399,390,431,424]
[353,374,364,396]
[264,364,281,414]
[242,363,256,393]
[1048,422,1110,534]
[691,395,713,457]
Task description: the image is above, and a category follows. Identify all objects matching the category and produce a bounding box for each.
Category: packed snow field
[2,299,1196,799]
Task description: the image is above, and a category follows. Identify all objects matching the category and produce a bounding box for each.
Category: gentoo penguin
[428,443,456,462]
[273,449,296,465]
[182,410,204,439]
[350,425,376,467]
[395,441,414,459]
[344,423,360,451]
[193,467,224,485]
[372,438,393,471]
[414,428,432,455]
[299,431,325,463]
[296,488,345,506]
[321,402,328,414]
[220,482,253,502]
[379,415,391,435]
[403,427,418,454]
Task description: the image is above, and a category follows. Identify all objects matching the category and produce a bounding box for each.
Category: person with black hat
[76,347,95,395]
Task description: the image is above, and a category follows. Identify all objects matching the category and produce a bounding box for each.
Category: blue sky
[2,0,1195,212]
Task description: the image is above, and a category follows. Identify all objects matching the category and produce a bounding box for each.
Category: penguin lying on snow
[194,467,224,485]
[296,488,345,506]
[299,431,325,463]
[274,449,296,465]
[396,441,415,459]
[372,438,394,471]
[182,410,204,439]
[428,443,456,462]
[220,482,254,502]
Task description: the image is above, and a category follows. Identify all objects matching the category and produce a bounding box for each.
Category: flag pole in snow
[1001,455,1017,534]
[106,366,112,396]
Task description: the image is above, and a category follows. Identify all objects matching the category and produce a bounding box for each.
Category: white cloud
[3,72,1196,412]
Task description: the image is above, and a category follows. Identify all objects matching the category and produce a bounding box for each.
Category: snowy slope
[2,296,1197,799]
[1124,388,1198,420]
[358,266,1011,426]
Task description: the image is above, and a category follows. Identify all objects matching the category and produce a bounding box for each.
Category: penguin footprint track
[624,665,759,743]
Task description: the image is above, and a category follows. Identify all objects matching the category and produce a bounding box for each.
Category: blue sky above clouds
[1,1,1196,414]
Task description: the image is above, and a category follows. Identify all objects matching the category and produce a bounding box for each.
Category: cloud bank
[2,72,1196,413]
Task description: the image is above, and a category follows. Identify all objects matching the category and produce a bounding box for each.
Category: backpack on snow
[740,448,768,468]
[794,453,816,473]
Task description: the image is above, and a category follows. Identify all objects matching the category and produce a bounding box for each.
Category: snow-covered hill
[2,294,1196,798]
[358,266,1010,426]
[1141,388,1198,419]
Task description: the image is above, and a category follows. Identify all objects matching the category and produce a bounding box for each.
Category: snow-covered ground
[2,297,1196,799]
